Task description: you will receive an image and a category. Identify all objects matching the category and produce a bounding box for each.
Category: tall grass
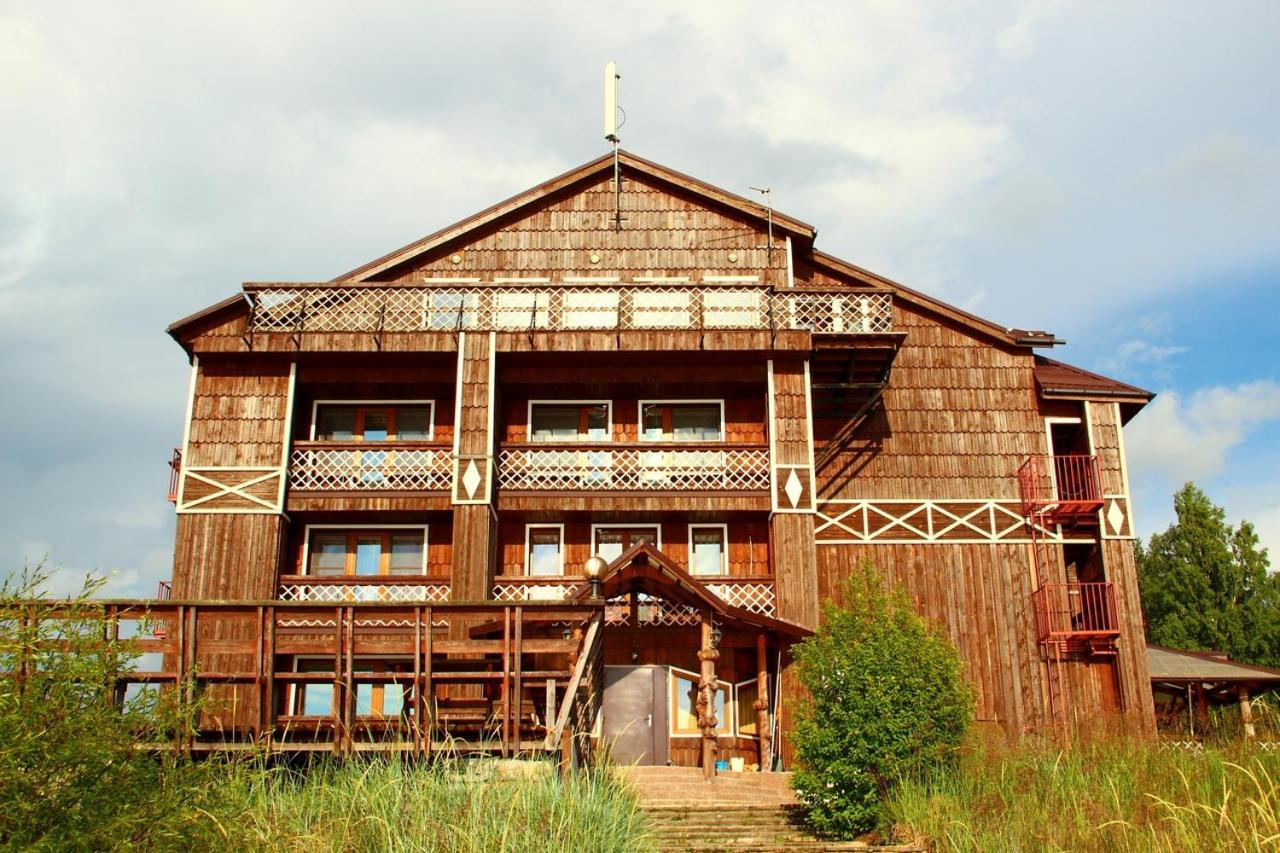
[887,736,1280,851]
[221,757,653,852]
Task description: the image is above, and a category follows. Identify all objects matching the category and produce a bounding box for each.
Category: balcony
[492,576,776,618]
[497,443,770,493]
[1032,582,1120,652]
[278,575,451,603]
[167,448,182,503]
[288,442,452,492]
[246,283,893,336]
[1017,454,1104,522]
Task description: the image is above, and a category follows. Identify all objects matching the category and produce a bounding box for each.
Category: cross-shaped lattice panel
[288,448,452,492]
[497,448,770,492]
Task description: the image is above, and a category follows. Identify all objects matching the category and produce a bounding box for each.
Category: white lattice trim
[706,581,776,616]
[492,581,583,602]
[498,448,770,491]
[289,448,452,491]
[815,499,1095,545]
[248,285,892,335]
[278,583,452,603]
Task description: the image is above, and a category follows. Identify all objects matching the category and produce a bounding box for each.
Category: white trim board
[687,523,730,577]
[524,523,567,576]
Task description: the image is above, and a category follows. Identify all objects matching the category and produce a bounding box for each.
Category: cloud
[1126,381,1280,490]
[1096,339,1188,378]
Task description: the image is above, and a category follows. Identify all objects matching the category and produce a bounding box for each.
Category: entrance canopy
[576,542,812,640]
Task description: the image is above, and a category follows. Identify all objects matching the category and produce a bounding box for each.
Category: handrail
[278,574,449,585]
[166,448,182,503]
[1032,582,1119,643]
[547,611,604,747]
[501,440,767,452]
[1018,454,1103,515]
[291,440,451,450]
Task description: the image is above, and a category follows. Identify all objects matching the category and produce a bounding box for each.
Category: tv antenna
[750,185,774,260]
[604,61,626,231]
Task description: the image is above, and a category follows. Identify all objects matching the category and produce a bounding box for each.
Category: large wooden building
[158,150,1155,767]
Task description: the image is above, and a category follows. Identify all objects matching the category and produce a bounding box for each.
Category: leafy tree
[1137,483,1280,668]
[790,564,974,839]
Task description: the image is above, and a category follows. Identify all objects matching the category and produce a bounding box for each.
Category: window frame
[687,523,730,577]
[590,524,662,561]
[734,677,760,739]
[301,524,430,578]
[526,400,613,443]
[524,523,567,577]
[309,400,436,442]
[668,666,732,737]
[637,400,726,443]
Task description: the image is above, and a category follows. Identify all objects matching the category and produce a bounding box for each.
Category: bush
[0,566,246,851]
[790,564,974,838]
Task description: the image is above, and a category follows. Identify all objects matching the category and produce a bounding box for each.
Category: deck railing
[7,598,603,758]
[278,576,452,603]
[288,442,453,492]
[246,284,893,335]
[497,443,771,492]
[1018,454,1104,518]
[1032,582,1119,644]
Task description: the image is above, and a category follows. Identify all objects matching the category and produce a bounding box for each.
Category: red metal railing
[1018,454,1103,518]
[166,448,182,503]
[1032,582,1119,644]
[156,581,172,599]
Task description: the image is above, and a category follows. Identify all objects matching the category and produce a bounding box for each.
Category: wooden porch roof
[1149,644,1280,688]
[576,542,812,639]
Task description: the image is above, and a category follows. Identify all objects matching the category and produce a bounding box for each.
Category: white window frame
[526,400,613,442]
[687,523,730,576]
[637,400,726,442]
[300,524,430,577]
[308,399,436,441]
[590,523,662,558]
[733,677,761,740]
[668,665,732,738]
[524,523,567,576]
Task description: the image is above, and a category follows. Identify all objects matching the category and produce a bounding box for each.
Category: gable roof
[334,149,817,283]
[577,542,811,638]
[1035,356,1153,421]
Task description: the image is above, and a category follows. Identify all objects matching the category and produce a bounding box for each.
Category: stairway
[621,767,923,852]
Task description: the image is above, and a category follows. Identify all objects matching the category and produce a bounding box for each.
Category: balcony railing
[288,442,453,492]
[492,576,776,617]
[1032,582,1119,645]
[1018,454,1104,519]
[167,448,182,503]
[497,443,771,492]
[246,284,893,336]
[278,576,452,603]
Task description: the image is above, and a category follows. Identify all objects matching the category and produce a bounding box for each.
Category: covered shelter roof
[577,542,812,639]
[1149,645,1280,699]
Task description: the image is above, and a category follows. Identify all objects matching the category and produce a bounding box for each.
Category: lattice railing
[492,578,774,618]
[278,580,452,603]
[289,443,452,491]
[497,445,770,491]
[247,285,892,335]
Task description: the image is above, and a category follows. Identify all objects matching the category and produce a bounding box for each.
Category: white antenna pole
[604,61,623,231]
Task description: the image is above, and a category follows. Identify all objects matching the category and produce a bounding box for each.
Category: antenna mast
[604,61,624,231]
[750,186,774,261]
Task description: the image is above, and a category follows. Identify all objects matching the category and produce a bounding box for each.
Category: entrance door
[603,665,669,765]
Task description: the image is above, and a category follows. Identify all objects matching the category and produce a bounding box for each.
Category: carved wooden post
[1239,684,1257,740]
[698,611,720,780]
[755,633,771,771]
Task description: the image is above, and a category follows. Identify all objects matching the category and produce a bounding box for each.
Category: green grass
[886,736,1280,852]
[215,757,653,853]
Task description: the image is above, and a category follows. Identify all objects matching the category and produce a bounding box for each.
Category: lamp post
[583,554,607,599]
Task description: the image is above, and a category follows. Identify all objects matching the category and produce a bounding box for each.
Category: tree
[790,564,974,839]
[1137,483,1280,668]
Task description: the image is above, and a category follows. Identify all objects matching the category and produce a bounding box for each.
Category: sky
[1,1,1277,596]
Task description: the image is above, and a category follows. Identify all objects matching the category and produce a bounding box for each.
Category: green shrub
[790,564,974,838]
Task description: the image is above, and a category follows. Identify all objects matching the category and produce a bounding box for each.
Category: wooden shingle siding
[186,361,292,468]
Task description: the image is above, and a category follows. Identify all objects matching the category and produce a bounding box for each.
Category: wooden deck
[30,599,604,761]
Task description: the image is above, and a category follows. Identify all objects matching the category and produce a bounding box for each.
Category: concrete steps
[619,767,923,852]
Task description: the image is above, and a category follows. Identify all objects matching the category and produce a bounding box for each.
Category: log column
[1239,685,1257,740]
[755,633,772,770]
[450,331,498,601]
[698,612,720,780]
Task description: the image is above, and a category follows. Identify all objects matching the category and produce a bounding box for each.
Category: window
[670,668,731,736]
[529,402,610,442]
[689,525,728,576]
[291,659,407,719]
[640,402,723,442]
[312,402,434,441]
[592,526,659,563]
[304,528,427,577]
[526,525,565,577]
